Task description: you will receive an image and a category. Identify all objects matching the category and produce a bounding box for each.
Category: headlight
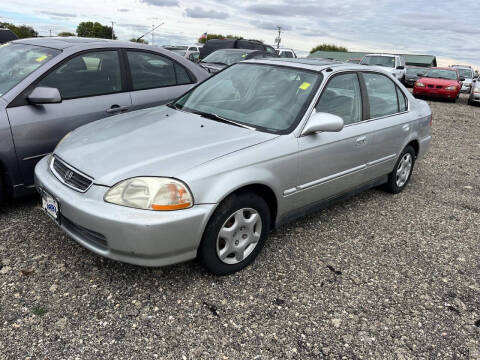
[104,177,193,211]
[445,85,457,91]
[415,82,425,87]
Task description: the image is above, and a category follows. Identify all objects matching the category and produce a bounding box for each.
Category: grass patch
[31,306,47,316]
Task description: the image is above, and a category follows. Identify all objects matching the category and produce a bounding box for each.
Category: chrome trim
[50,156,94,193]
[23,152,52,161]
[366,154,396,167]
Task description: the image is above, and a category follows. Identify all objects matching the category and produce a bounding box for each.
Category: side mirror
[27,87,62,104]
[459,77,465,82]
[473,79,477,82]
[396,66,405,70]
[302,112,344,136]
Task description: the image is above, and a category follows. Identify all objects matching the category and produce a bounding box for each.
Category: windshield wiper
[166,102,182,110]
[194,110,254,130]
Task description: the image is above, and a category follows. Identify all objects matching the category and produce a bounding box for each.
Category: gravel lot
[1,94,479,359]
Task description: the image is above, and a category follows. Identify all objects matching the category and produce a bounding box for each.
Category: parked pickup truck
[360,53,406,83]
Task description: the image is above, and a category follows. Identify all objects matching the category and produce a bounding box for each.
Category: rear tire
[198,192,271,276]
[385,145,416,194]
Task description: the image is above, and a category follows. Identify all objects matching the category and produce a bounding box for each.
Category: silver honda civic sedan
[35,58,432,275]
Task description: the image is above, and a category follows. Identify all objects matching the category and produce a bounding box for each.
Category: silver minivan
[35,59,432,275]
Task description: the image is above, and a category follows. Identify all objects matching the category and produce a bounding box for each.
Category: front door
[7,49,131,186]
[296,72,373,208]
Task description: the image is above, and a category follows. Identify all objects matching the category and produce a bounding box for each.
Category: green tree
[130,38,148,44]
[198,33,242,44]
[310,44,348,54]
[58,31,76,37]
[0,22,38,38]
[76,22,116,39]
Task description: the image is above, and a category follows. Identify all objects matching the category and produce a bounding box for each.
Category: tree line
[2,21,348,54]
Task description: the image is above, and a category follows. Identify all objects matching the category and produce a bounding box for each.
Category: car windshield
[0,43,60,96]
[173,63,321,133]
[361,56,396,68]
[202,50,250,65]
[455,68,473,78]
[407,67,426,75]
[424,69,458,80]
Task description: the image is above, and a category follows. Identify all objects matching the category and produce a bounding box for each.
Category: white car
[276,48,297,58]
[360,54,406,82]
[451,65,474,93]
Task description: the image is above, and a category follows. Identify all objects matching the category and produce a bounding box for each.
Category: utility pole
[151,24,154,45]
[275,26,282,49]
[49,29,52,37]
[111,21,115,39]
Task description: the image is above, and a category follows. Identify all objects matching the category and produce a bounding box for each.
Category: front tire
[198,192,271,275]
[385,145,416,194]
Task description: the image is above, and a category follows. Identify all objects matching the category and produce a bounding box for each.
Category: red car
[413,67,464,102]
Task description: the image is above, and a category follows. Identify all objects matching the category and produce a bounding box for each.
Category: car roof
[11,37,155,50]
[245,57,375,72]
[363,53,397,57]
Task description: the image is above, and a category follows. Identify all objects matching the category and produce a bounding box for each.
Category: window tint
[363,73,399,118]
[316,73,362,125]
[128,51,192,90]
[396,87,407,112]
[39,51,121,99]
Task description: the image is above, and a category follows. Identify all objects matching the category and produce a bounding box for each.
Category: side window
[174,63,193,85]
[363,73,399,118]
[38,51,122,99]
[396,87,407,112]
[285,52,294,58]
[127,51,192,90]
[316,73,362,125]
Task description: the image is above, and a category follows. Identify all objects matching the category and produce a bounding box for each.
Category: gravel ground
[1,94,479,359]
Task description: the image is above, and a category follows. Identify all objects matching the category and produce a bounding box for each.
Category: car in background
[35,58,431,275]
[276,48,297,58]
[404,66,427,87]
[199,49,279,74]
[0,28,18,44]
[187,51,200,63]
[360,54,406,82]
[163,45,189,57]
[346,58,361,64]
[199,39,277,60]
[413,67,463,102]
[467,79,480,105]
[0,37,209,201]
[185,44,203,60]
[450,65,474,93]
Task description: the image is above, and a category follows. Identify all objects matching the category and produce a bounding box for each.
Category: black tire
[0,176,4,204]
[385,145,416,194]
[468,98,473,106]
[198,192,271,276]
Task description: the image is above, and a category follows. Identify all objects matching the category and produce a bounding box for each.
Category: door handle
[402,124,410,131]
[106,105,129,114]
[356,136,367,145]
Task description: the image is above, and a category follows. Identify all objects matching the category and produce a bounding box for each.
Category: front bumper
[34,156,216,267]
[413,87,459,99]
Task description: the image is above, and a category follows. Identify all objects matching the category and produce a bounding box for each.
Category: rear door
[125,50,195,111]
[359,72,414,179]
[6,49,131,186]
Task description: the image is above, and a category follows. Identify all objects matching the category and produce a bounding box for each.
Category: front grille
[436,85,443,89]
[61,216,108,250]
[427,85,434,88]
[51,157,93,192]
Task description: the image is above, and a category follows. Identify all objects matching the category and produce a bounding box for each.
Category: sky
[1,0,479,69]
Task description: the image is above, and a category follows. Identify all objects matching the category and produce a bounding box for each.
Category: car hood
[417,77,459,86]
[55,106,278,186]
